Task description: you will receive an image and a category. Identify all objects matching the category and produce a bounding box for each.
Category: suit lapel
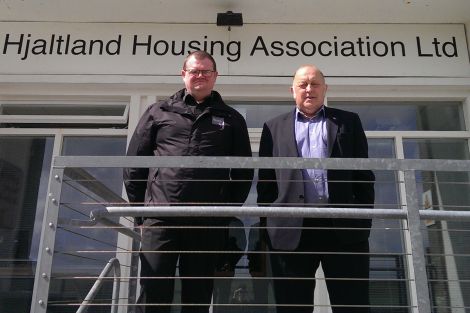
[285,110,300,157]
[325,108,339,157]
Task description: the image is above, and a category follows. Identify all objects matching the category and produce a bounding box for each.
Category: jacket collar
[161,89,232,117]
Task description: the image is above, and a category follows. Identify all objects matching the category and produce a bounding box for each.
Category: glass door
[47,136,127,313]
[403,138,470,313]
[0,136,54,312]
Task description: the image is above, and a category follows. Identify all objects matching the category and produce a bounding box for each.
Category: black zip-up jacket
[124,89,253,223]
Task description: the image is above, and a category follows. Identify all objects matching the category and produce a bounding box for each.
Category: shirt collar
[183,90,213,106]
[296,106,326,122]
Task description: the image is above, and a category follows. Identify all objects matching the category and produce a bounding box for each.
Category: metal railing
[30,156,470,313]
[76,257,121,313]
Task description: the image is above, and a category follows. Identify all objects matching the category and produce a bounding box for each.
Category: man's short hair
[183,50,217,72]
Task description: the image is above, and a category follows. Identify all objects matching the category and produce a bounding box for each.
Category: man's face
[291,66,328,117]
[182,56,218,102]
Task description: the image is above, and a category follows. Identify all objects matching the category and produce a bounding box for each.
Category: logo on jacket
[212,116,225,130]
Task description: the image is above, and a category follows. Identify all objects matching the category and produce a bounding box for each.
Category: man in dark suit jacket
[257,65,375,313]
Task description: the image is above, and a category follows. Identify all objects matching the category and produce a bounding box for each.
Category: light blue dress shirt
[294,107,329,204]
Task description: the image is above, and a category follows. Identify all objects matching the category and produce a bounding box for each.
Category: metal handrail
[76,257,121,313]
[92,205,470,222]
[30,156,470,313]
[52,155,470,172]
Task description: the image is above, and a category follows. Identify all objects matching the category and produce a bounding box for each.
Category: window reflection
[228,102,294,128]
[49,136,127,313]
[230,100,465,131]
[0,136,53,313]
[404,138,470,312]
[331,101,465,131]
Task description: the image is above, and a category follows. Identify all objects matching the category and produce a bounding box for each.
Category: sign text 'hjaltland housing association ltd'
[0,23,469,77]
[1,33,462,61]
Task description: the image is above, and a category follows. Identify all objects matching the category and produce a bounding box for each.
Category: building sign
[0,22,469,77]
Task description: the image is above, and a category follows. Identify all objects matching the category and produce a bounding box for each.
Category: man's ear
[290,87,295,98]
[181,70,186,79]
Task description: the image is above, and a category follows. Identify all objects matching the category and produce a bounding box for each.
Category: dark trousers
[136,218,225,313]
[269,221,370,313]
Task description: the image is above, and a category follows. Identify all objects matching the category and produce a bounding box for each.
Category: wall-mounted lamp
[216,11,243,31]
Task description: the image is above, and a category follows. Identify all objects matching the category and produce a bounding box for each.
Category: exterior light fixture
[216,11,243,31]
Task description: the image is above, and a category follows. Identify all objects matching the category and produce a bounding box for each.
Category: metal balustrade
[76,257,121,313]
[30,156,470,313]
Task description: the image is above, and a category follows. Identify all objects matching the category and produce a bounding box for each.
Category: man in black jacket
[124,51,253,313]
[257,65,375,313]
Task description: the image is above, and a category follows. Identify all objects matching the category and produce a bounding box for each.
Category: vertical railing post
[30,166,65,313]
[76,258,121,313]
[404,170,432,313]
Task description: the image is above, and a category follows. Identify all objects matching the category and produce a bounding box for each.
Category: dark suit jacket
[257,107,375,250]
